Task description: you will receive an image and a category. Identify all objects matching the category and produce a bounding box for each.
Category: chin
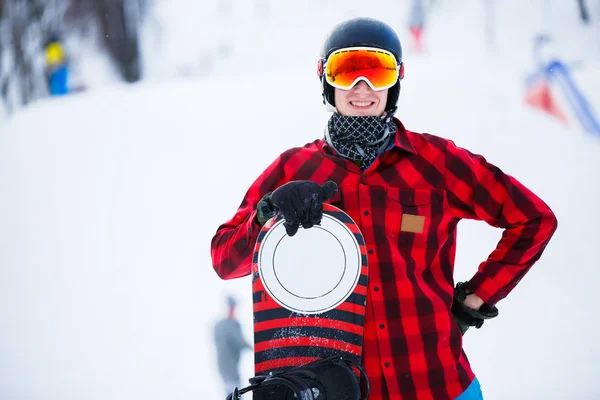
[354,109,378,117]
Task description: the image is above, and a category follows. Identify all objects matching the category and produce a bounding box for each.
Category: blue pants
[455,378,483,400]
[48,66,69,95]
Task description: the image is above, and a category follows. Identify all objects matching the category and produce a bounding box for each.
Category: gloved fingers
[279,195,301,236]
[319,181,338,201]
[270,180,338,234]
[283,207,300,228]
[287,193,305,222]
[300,207,313,229]
[305,181,337,227]
[307,197,323,227]
[284,220,300,237]
[297,192,318,229]
[298,192,314,228]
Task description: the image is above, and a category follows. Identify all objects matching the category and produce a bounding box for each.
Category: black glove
[451,281,499,335]
[262,180,338,237]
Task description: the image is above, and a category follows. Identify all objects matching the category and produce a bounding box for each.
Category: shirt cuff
[246,210,262,239]
[467,271,506,306]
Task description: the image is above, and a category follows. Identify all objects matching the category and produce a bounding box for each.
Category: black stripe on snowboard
[345,292,366,306]
[254,326,363,346]
[257,230,267,244]
[358,273,368,287]
[354,233,365,246]
[323,210,354,224]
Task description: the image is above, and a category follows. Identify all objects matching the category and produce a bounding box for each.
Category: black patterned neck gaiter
[325,112,397,170]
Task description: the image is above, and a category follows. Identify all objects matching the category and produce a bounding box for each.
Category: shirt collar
[390,117,418,154]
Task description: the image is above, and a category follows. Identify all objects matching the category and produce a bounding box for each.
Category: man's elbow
[213,264,231,280]
[540,202,559,240]
[212,256,238,280]
[212,257,251,280]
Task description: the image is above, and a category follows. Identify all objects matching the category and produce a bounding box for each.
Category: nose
[352,80,372,95]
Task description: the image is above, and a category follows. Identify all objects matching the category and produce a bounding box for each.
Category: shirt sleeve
[444,140,558,306]
[210,154,286,280]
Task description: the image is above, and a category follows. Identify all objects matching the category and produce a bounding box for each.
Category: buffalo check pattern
[211,118,557,400]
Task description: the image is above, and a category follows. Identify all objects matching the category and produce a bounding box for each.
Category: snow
[1,0,600,399]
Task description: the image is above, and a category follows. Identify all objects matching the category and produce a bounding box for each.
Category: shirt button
[374,286,380,292]
[368,249,374,255]
[379,324,385,329]
[241,239,246,245]
[384,362,390,368]
[364,211,369,216]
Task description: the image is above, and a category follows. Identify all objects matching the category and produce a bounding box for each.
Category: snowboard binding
[226,356,370,400]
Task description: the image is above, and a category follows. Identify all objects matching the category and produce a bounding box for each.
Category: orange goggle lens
[324,47,401,91]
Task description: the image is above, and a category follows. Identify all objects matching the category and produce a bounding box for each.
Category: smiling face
[334,80,388,117]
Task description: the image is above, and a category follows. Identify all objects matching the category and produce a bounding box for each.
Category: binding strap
[226,356,371,400]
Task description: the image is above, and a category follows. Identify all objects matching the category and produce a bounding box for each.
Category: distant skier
[408,0,427,53]
[44,35,69,96]
[214,295,251,396]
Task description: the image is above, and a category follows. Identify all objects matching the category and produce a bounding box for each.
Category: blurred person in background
[211,17,557,400]
[44,35,69,96]
[577,0,591,23]
[214,295,252,396]
[408,0,427,53]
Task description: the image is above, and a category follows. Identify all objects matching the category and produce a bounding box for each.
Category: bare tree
[3,1,48,107]
[1,0,149,117]
[67,0,149,82]
[0,0,12,114]
[577,0,590,23]
[95,0,146,82]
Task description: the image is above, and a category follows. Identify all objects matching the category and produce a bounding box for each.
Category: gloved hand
[260,180,338,237]
[451,282,499,335]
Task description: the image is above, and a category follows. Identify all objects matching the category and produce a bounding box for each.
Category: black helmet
[319,18,404,112]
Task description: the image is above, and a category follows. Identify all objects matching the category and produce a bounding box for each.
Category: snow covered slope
[1,1,599,399]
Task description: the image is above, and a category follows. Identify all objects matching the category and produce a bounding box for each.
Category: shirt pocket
[385,187,444,249]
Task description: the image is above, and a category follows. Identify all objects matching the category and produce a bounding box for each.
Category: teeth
[351,101,372,107]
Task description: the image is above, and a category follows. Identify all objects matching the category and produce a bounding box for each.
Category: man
[214,296,252,396]
[408,0,427,53]
[211,17,557,400]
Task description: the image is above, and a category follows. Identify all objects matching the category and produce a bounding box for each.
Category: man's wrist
[256,192,277,225]
[463,293,485,311]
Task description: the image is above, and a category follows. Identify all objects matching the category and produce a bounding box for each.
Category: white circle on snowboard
[258,212,361,314]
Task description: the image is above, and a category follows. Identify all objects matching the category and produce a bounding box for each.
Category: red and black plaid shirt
[211,119,557,399]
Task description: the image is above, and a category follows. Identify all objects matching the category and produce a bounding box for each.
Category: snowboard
[250,204,369,398]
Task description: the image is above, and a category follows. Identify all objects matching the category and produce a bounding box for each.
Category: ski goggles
[318,47,404,91]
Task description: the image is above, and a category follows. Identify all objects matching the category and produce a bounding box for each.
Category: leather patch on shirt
[401,214,425,233]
